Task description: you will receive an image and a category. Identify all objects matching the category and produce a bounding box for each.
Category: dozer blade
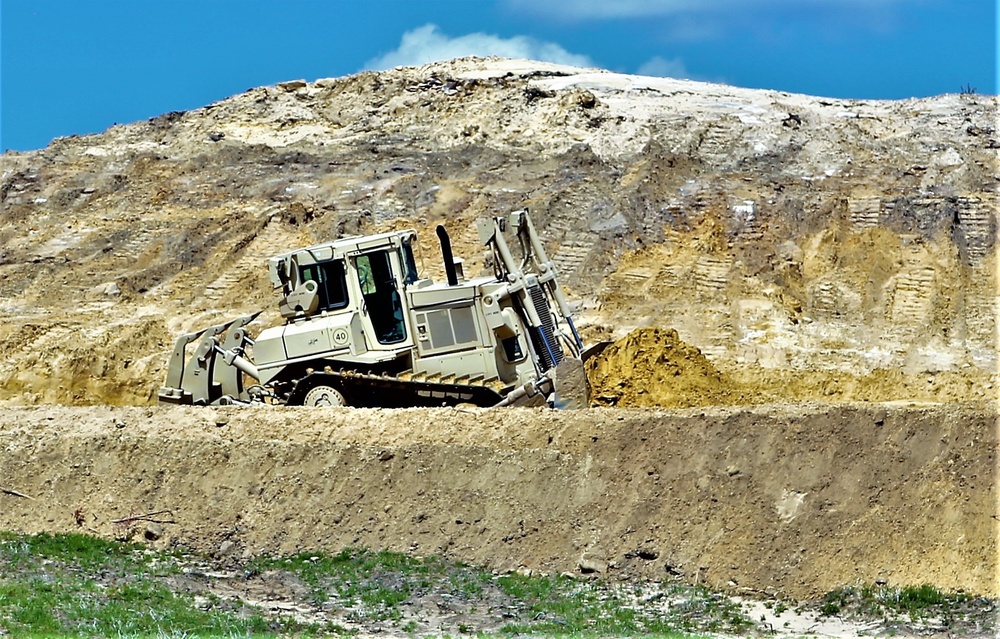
[549,341,612,409]
[550,357,590,410]
[580,340,612,363]
[157,312,260,405]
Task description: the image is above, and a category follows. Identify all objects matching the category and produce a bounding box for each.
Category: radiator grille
[528,284,562,371]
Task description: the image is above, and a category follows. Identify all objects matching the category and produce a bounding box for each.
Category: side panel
[409,284,477,307]
[414,349,491,379]
[413,306,481,353]
[283,319,333,359]
[253,313,371,385]
[252,325,287,378]
[407,282,527,384]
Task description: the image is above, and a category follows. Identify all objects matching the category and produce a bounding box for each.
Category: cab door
[352,249,412,351]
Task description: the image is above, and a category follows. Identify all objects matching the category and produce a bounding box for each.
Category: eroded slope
[1,58,996,405]
[0,403,994,599]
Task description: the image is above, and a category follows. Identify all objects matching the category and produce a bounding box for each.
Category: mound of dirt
[586,328,740,408]
[0,403,994,600]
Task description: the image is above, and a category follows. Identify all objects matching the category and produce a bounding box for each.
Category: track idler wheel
[303,385,347,407]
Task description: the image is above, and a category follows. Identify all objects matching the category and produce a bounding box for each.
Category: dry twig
[112,510,176,525]
[1,486,32,499]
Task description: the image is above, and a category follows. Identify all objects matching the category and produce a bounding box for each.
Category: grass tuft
[819,581,992,634]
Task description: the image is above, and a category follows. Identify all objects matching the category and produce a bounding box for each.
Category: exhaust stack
[436,225,459,286]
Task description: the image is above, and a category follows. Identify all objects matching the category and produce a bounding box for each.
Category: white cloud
[506,0,700,18]
[636,56,691,79]
[505,0,906,19]
[363,24,593,71]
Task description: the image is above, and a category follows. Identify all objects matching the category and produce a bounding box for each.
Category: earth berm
[0,402,994,601]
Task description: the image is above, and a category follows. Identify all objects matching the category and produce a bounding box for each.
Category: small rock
[579,552,607,574]
[208,131,225,142]
[93,282,121,297]
[114,420,126,429]
[218,540,236,556]
[144,523,163,541]
[524,86,555,102]
[664,563,683,576]
[215,416,229,427]
[782,113,802,128]
[378,450,394,462]
[575,89,597,109]
[277,79,307,91]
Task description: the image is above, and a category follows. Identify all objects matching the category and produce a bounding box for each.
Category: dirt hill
[587,327,739,407]
[1,57,995,406]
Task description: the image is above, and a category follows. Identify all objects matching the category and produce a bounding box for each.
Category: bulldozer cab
[269,231,421,353]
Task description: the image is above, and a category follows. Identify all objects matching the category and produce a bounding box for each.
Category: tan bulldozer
[158,210,606,408]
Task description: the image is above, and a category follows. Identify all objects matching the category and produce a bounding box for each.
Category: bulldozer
[158,210,601,408]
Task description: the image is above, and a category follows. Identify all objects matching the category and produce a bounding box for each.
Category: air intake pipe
[436,224,459,286]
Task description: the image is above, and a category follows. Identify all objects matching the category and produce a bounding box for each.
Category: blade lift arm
[478,211,584,361]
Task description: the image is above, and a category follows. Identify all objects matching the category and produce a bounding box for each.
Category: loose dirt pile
[0,403,994,600]
[586,328,738,407]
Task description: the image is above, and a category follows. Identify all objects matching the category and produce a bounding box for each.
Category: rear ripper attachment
[158,210,603,408]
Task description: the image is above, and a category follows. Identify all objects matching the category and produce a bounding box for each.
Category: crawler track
[292,367,511,407]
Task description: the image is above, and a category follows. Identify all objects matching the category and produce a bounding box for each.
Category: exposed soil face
[0,402,994,600]
[0,58,995,406]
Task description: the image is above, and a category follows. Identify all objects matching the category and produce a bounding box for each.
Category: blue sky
[2,0,996,152]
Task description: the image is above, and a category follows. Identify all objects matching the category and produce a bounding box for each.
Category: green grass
[251,549,416,614]
[0,532,309,637]
[0,532,732,638]
[0,534,993,639]
[228,547,736,636]
[819,582,990,629]
[247,548,496,622]
[0,531,141,570]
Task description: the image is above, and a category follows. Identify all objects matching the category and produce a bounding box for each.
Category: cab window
[299,260,348,311]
